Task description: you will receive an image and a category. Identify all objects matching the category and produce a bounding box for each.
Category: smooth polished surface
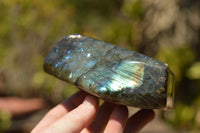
[44,34,175,109]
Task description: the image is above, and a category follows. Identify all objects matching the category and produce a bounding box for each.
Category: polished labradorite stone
[44,34,175,109]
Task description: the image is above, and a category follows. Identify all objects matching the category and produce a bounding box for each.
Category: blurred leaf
[0,110,12,132]
[122,0,144,19]
[32,72,46,89]
[186,62,200,79]
[156,46,195,82]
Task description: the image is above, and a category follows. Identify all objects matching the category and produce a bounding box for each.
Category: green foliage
[0,111,11,132]
[187,62,200,80]
[164,103,200,131]
[157,46,195,82]
[158,46,200,130]
[122,0,144,19]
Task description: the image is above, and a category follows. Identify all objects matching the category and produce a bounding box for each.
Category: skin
[31,91,155,133]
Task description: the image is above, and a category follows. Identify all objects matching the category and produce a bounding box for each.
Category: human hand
[31,91,155,133]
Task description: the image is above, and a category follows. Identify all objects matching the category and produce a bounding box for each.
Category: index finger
[32,91,87,133]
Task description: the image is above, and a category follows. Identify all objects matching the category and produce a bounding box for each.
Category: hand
[31,91,155,133]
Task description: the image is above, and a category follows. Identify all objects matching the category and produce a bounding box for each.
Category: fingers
[32,91,87,133]
[81,102,115,133]
[39,95,99,133]
[32,90,155,133]
[124,109,155,133]
[104,105,128,133]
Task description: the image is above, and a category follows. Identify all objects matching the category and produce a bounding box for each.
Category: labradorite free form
[44,34,175,109]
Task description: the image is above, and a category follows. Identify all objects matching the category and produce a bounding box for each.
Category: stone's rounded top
[44,34,175,110]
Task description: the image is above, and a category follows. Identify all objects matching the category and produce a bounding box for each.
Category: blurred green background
[0,0,200,132]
